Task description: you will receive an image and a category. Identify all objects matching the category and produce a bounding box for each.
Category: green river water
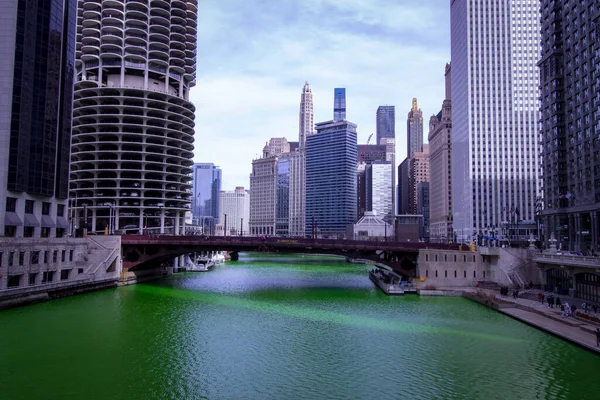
[1,253,599,400]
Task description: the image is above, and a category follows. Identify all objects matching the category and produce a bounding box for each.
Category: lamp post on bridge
[240,218,243,236]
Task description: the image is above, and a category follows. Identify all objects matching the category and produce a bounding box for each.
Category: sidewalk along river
[1,253,599,400]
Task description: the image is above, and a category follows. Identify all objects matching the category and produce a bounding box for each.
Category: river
[1,253,599,399]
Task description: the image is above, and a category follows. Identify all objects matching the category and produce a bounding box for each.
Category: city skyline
[193,0,450,190]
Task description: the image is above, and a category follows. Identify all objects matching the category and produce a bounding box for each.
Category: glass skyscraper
[333,88,346,120]
[407,98,423,159]
[306,120,357,238]
[376,106,395,144]
[192,163,222,234]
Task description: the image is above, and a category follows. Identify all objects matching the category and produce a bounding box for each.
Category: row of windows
[425,269,486,279]
[425,254,476,263]
[0,249,73,267]
[7,268,85,289]
[5,197,65,217]
[4,226,66,238]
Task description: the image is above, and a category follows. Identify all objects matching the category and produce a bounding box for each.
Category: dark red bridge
[121,235,461,278]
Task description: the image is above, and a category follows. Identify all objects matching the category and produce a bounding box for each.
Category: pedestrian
[593,304,598,315]
[541,293,545,304]
[596,328,600,347]
[565,302,570,317]
[555,297,562,307]
[583,302,588,315]
[560,304,566,317]
[550,295,555,308]
[571,304,577,316]
[537,292,542,303]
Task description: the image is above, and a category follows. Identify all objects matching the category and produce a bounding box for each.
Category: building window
[57,204,65,217]
[60,269,70,281]
[42,202,51,216]
[445,255,448,262]
[53,251,58,263]
[0,252,2,267]
[435,270,438,278]
[61,250,66,262]
[6,197,17,212]
[472,255,476,262]
[426,254,428,261]
[44,251,49,264]
[454,255,457,262]
[24,226,34,237]
[30,251,39,265]
[29,273,37,285]
[464,255,467,262]
[445,270,448,278]
[56,228,65,238]
[435,255,438,262]
[483,271,486,278]
[426,270,429,277]
[42,271,54,283]
[9,252,14,267]
[464,271,467,278]
[4,226,16,237]
[78,268,84,274]
[454,270,457,278]
[25,200,34,214]
[19,252,25,266]
[41,227,50,238]
[7,275,21,288]
[69,250,73,262]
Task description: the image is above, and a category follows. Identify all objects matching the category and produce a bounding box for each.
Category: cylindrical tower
[71,0,198,235]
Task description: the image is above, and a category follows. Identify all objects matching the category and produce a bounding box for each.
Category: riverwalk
[490,290,600,354]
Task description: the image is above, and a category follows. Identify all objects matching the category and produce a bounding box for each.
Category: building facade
[306,120,357,238]
[69,0,198,235]
[451,0,541,242]
[416,182,430,241]
[333,88,346,120]
[249,154,277,236]
[1,0,76,240]
[0,0,77,290]
[357,144,387,220]
[219,187,249,236]
[407,98,424,158]
[539,0,600,251]
[428,63,453,242]
[192,163,221,234]
[397,158,410,215]
[376,105,396,224]
[409,144,430,215]
[365,161,393,223]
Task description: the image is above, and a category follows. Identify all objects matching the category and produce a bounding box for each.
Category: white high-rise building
[70,0,198,235]
[299,81,314,148]
[365,161,393,223]
[450,0,540,242]
[219,187,249,236]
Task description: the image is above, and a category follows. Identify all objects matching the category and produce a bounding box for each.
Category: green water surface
[1,253,599,399]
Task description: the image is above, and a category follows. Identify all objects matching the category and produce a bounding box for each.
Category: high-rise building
[1,0,76,240]
[376,106,395,144]
[428,63,453,242]
[397,158,410,215]
[306,120,357,238]
[539,1,600,251]
[192,163,221,234]
[333,88,346,120]
[409,144,430,215]
[299,81,314,148]
[357,144,387,219]
[250,150,279,236]
[70,0,198,235]
[451,0,540,242]
[365,161,393,223]
[219,187,249,236]
[416,182,430,241]
[407,98,423,158]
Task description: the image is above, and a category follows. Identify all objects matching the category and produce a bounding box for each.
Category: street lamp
[240,218,243,236]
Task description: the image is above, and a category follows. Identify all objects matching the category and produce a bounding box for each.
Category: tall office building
[428,63,453,242]
[409,145,430,215]
[357,144,387,219]
[192,163,221,234]
[70,0,198,235]
[306,120,357,238]
[539,1,600,251]
[219,187,249,236]
[1,0,76,240]
[417,182,430,241]
[397,158,410,215]
[376,106,395,144]
[376,105,396,223]
[333,88,346,120]
[407,98,423,158]
[299,81,314,148]
[451,0,540,241]
[249,155,277,236]
[365,161,393,223]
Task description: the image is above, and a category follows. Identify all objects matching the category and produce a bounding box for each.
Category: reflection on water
[0,253,598,400]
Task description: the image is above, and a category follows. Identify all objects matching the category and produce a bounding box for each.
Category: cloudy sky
[191,0,451,190]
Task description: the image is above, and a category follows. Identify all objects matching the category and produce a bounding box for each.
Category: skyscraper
[1,0,76,240]
[333,88,346,120]
[376,106,395,144]
[539,0,600,251]
[451,0,540,242]
[409,145,430,215]
[397,158,410,215]
[407,98,423,158]
[219,187,249,236]
[70,0,198,235]
[376,105,396,223]
[306,120,357,238]
[192,163,222,234]
[299,81,314,148]
[365,161,393,223]
[428,63,453,242]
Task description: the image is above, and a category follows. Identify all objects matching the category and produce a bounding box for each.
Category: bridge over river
[121,235,461,278]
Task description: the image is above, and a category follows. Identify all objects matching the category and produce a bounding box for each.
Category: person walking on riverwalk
[596,328,600,347]
[537,292,543,303]
[555,297,562,308]
[560,304,566,317]
[593,304,598,315]
[583,302,588,315]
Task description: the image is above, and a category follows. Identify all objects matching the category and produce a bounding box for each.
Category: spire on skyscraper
[299,81,314,148]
